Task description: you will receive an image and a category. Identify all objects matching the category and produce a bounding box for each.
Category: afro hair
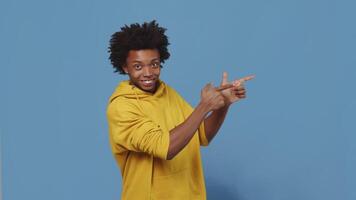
[108,20,170,74]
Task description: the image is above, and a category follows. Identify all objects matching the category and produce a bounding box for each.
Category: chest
[138,97,187,131]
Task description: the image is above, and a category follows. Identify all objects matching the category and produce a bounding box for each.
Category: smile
[141,79,154,84]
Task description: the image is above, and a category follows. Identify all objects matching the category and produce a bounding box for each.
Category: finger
[237,90,245,95]
[235,87,245,92]
[241,75,255,82]
[237,85,245,90]
[234,90,245,95]
[221,72,228,85]
[233,75,255,86]
[216,84,234,91]
[232,79,243,87]
[234,85,245,90]
[206,82,213,88]
[203,83,213,92]
[232,83,245,90]
[232,85,244,90]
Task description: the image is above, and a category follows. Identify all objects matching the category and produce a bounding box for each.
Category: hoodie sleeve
[107,98,170,160]
[169,88,209,146]
[197,120,209,146]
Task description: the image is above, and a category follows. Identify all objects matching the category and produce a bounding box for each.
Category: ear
[122,65,128,74]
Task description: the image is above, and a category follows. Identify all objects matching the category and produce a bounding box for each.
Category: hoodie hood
[109,79,166,103]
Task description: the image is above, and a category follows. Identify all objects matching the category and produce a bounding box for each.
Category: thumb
[204,82,213,91]
[221,72,228,85]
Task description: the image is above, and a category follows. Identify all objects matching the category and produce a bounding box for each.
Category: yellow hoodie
[107,80,209,200]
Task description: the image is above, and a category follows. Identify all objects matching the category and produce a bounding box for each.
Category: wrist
[197,101,212,115]
[220,103,231,111]
[223,98,232,107]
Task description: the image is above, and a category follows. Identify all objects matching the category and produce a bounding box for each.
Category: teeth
[143,80,153,84]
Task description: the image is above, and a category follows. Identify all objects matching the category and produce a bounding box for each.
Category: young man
[107,20,254,200]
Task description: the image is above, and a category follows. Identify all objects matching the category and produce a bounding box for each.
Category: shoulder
[163,82,193,109]
[163,82,183,98]
[107,96,142,118]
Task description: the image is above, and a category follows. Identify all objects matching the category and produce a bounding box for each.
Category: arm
[203,72,255,143]
[167,83,225,160]
[108,84,224,161]
[167,102,209,160]
[203,105,230,143]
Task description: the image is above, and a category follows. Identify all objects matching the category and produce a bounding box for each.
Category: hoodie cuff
[199,121,209,146]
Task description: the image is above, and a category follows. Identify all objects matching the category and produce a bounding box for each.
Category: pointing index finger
[242,75,255,82]
[234,75,255,86]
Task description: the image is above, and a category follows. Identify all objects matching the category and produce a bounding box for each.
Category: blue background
[1,0,355,199]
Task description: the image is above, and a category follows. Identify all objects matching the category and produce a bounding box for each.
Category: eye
[151,62,160,68]
[133,64,142,70]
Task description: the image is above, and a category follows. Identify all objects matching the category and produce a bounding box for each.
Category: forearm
[204,105,230,142]
[167,103,209,160]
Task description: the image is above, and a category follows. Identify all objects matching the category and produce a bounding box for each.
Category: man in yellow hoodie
[107,20,254,200]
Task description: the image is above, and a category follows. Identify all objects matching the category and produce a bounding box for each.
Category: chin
[139,84,156,93]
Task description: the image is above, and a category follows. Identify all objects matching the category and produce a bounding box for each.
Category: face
[123,49,161,93]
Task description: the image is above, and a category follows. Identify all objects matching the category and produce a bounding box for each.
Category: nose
[142,66,153,77]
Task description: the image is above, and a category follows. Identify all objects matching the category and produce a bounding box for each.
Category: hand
[219,72,255,106]
[200,83,226,111]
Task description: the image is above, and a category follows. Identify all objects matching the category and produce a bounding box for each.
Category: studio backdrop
[1,0,355,199]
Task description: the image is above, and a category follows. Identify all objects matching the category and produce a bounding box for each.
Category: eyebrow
[131,58,160,63]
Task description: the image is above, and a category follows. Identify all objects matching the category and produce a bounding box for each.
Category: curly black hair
[108,20,170,74]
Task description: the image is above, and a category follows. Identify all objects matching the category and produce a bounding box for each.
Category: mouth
[140,79,157,88]
[141,79,155,84]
